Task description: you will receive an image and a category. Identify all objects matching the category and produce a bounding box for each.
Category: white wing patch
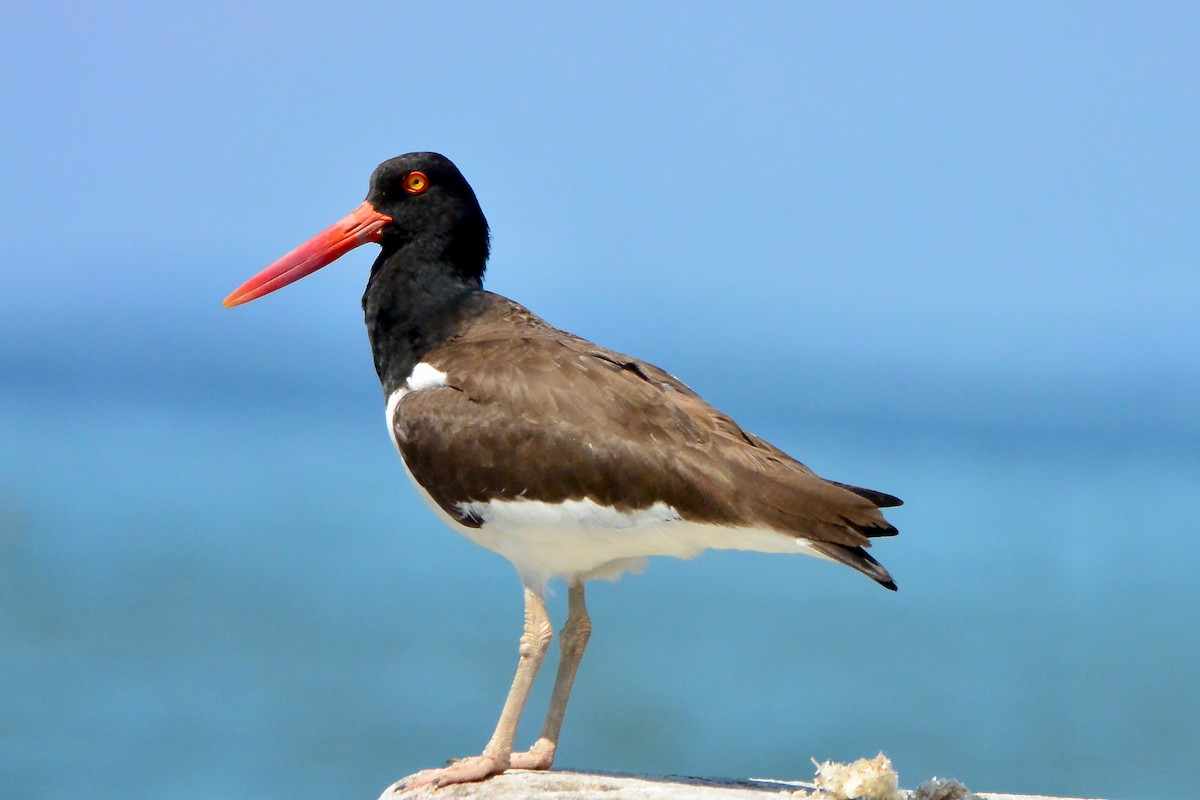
[403,362,448,394]
[385,362,448,449]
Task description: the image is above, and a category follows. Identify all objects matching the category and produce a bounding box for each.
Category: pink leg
[384,585,553,794]
[509,580,592,771]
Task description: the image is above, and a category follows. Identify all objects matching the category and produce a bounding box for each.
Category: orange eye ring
[403,171,429,194]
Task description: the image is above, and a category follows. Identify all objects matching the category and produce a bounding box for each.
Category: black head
[366,152,490,286]
[223,152,489,307]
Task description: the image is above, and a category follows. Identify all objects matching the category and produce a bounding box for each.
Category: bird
[223,152,901,792]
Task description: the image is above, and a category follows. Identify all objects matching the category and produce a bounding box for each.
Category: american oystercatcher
[224,153,901,792]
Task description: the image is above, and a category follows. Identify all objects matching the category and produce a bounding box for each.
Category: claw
[382,754,508,796]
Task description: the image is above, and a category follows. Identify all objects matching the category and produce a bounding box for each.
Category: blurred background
[2,3,1197,799]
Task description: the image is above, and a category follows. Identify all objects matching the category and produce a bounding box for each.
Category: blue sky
[2,2,1197,436]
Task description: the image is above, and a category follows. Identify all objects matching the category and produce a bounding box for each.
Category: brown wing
[392,300,900,588]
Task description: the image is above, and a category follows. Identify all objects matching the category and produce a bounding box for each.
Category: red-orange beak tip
[221,201,391,308]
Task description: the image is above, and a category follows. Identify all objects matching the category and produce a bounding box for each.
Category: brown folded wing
[392,298,900,588]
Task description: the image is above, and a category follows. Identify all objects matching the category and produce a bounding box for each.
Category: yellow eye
[403,171,429,194]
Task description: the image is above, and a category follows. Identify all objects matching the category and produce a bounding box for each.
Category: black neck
[362,247,487,396]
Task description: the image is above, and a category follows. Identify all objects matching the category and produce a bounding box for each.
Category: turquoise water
[2,379,1197,800]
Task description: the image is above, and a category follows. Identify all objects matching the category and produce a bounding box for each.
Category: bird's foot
[380,754,508,796]
[508,738,556,770]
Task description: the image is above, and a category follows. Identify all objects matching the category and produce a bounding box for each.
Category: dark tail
[811,541,898,591]
[817,480,901,591]
[831,480,903,509]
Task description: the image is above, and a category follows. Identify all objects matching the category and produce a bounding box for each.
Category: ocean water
[1,377,1197,800]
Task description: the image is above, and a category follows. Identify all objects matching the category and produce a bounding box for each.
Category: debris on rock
[910,777,981,800]
[810,752,903,800]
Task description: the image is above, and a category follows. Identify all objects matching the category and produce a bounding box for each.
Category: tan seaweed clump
[810,752,904,800]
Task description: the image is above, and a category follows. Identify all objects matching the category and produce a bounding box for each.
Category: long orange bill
[223,201,392,308]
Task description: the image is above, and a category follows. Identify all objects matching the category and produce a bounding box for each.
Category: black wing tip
[813,541,898,591]
[831,481,904,509]
[841,515,900,539]
[866,561,898,591]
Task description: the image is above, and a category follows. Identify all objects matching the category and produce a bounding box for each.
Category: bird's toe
[380,754,508,796]
[508,738,556,770]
